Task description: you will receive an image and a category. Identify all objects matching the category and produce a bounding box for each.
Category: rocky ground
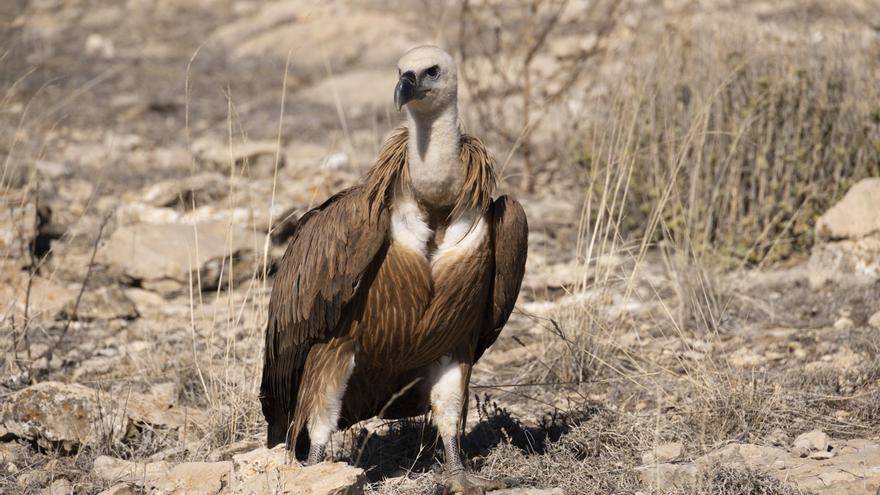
[2,0,880,494]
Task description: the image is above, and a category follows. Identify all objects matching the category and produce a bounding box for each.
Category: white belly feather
[390,196,487,271]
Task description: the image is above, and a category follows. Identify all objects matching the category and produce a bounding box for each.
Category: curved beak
[394,71,418,111]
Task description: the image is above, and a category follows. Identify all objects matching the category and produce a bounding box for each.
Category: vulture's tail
[260,352,310,460]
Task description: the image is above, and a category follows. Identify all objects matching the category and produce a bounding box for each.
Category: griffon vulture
[260,45,528,494]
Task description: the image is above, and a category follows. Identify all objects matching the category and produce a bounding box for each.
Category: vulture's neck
[406,105,463,212]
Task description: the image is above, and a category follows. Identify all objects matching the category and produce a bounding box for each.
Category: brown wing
[260,186,389,448]
[475,195,528,362]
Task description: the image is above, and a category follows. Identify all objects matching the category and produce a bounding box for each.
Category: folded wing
[475,195,528,362]
[260,187,389,447]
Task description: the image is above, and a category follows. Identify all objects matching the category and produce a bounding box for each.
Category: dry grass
[586,32,880,266]
[693,464,813,495]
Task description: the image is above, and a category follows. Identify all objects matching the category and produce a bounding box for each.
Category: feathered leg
[295,341,357,465]
[429,358,514,494]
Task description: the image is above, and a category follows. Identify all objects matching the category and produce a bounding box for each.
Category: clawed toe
[436,470,516,495]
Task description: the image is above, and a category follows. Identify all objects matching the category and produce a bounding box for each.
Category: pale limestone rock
[640,439,880,494]
[642,442,684,464]
[93,456,171,486]
[638,462,698,490]
[494,489,565,495]
[793,429,830,454]
[124,393,208,434]
[231,445,365,494]
[218,6,417,74]
[1,382,130,451]
[810,179,880,287]
[809,235,880,287]
[116,202,181,226]
[191,139,284,178]
[98,221,261,294]
[151,461,232,495]
[123,287,168,317]
[137,173,229,209]
[295,70,397,118]
[41,477,73,495]
[1,382,208,452]
[868,310,880,330]
[96,484,140,495]
[57,286,139,321]
[833,316,855,331]
[0,203,37,267]
[0,270,76,323]
[0,442,25,465]
[816,178,880,240]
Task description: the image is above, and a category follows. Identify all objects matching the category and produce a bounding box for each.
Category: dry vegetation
[2,0,880,494]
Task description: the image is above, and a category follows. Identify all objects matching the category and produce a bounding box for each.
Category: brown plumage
[260,45,528,493]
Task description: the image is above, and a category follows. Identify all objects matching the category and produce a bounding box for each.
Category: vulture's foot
[436,470,515,495]
[304,444,326,466]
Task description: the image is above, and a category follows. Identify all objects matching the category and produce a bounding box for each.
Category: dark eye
[425,65,440,80]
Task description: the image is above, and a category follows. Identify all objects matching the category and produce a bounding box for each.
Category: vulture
[260,45,528,494]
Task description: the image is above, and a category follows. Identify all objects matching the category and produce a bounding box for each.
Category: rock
[728,347,767,368]
[214,4,417,73]
[232,445,365,494]
[123,287,168,317]
[821,347,862,369]
[98,221,261,295]
[124,393,208,436]
[0,382,129,451]
[321,151,349,170]
[494,489,564,495]
[149,382,178,404]
[137,173,229,209]
[96,484,140,495]
[808,235,880,287]
[642,442,684,464]
[0,270,77,323]
[57,286,139,321]
[85,33,115,58]
[207,438,262,462]
[93,456,170,486]
[638,462,698,490]
[816,178,880,241]
[295,70,397,118]
[833,316,855,330]
[18,469,51,488]
[808,450,836,460]
[231,445,288,477]
[181,203,295,239]
[71,355,117,381]
[0,442,25,465]
[41,477,73,495]
[116,203,181,226]
[151,461,232,495]
[793,429,830,454]
[868,310,880,329]
[645,439,880,494]
[810,179,880,287]
[192,139,284,178]
[35,160,68,180]
[1,382,206,451]
[0,202,37,267]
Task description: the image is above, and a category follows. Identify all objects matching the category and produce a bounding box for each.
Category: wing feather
[260,186,389,447]
[475,195,528,361]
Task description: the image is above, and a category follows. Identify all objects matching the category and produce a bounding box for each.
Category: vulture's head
[395,45,457,114]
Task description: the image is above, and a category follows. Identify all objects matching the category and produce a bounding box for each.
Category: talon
[439,470,516,494]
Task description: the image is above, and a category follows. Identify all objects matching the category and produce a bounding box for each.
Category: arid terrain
[2,1,880,494]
